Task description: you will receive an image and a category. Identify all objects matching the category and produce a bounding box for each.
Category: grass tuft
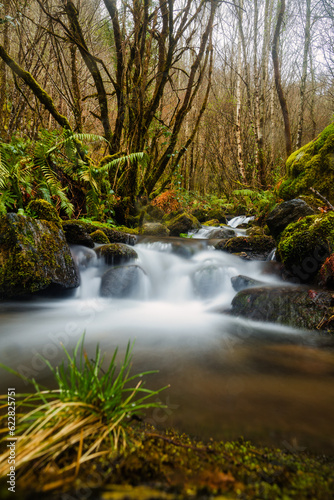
[0,334,168,479]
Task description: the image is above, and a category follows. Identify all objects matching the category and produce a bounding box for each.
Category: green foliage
[0,334,167,477]
[231,189,277,216]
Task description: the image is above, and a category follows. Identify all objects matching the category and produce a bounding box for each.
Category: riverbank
[1,425,333,499]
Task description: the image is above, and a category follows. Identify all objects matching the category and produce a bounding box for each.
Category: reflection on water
[0,240,334,454]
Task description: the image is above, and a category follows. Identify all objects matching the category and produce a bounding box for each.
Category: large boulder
[100,265,145,298]
[277,212,334,283]
[62,220,136,246]
[231,286,334,332]
[95,243,137,265]
[0,213,79,299]
[279,122,334,203]
[266,199,314,240]
[164,211,201,236]
[215,235,275,260]
[204,208,227,224]
[140,222,170,236]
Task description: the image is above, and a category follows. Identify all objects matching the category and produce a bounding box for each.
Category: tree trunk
[235,0,246,183]
[295,0,311,150]
[272,0,292,158]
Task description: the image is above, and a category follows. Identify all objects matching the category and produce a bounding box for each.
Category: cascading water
[1,225,334,453]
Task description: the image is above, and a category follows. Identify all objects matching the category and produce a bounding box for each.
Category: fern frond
[99,152,148,173]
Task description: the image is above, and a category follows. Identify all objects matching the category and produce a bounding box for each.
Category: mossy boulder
[164,211,201,237]
[0,213,79,299]
[95,243,137,265]
[266,199,314,240]
[140,223,170,236]
[90,229,110,244]
[100,264,145,298]
[202,219,220,226]
[27,199,62,228]
[216,235,275,260]
[62,220,136,246]
[277,212,334,283]
[190,207,208,222]
[231,286,334,332]
[62,221,95,248]
[205,208,227,224]
[279,122,334,203]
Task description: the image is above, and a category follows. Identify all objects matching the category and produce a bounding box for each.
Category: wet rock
[100,264,145,298]
[277,212,334,283]
[140,222,170,236]
[207,227,235,239]
[62,221,95,248]
[62,220,136,246]
[95,243,137,265]
[266,199,314,240]
[215,235,275,260]
[0,213,79,299]
[231,285,334,332]
[164,211,201,237]
[90,229,110,244]
[231,275,267,292]
[190,207,208,222]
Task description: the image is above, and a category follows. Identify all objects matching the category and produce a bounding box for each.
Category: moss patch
[90,229,110,244]
[279,122,334,202]
[27,199,62,228]
[8,428,334,500]
[0,213,79,299]
[277,212,334,282]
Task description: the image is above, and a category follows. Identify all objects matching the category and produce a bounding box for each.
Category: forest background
[0,0,333,224]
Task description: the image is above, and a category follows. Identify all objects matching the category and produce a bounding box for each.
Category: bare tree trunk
[235,0,246,183]
[272,0,292,158]
[295,0,311,150]
[70,44,83,133]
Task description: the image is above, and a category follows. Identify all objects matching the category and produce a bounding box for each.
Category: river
[1,218,334,454]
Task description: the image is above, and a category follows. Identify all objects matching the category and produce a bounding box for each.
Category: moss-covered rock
[205,208,227,224]
[27,199,62,228]
[231,285,334,332]
[190,207,208,222]
[90,229,110,244]
[63,220,136,246]
[140,223,170,236]
[0,213,79,299]
[277,212,334,282]
[279,122,334,202]
[216,235,275,260]
[62,221,95,248]
[164,211,201,237]
[201,219,220,226]
[95,243,138,265]
[266,199,314,240]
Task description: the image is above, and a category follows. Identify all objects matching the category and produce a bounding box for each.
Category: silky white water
[1,236,334,452]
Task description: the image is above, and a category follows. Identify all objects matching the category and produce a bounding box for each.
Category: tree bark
[272,0,292,158]
[295,0,311,150]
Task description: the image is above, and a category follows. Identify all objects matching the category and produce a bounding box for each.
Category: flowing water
[1,220,334,454]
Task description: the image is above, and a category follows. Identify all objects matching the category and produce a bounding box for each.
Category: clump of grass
[0,335,167,480]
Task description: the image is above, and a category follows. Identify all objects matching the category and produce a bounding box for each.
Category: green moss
[279,122,334,202]
[202,219,220,226]
[277,212,334,281]
[0,214,78,298]
[12,428,334,499]
[95,243,138,265]
[27,199,62,228]
[90,229,110,244]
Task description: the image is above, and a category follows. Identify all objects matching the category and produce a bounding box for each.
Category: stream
[1,217,334,454]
